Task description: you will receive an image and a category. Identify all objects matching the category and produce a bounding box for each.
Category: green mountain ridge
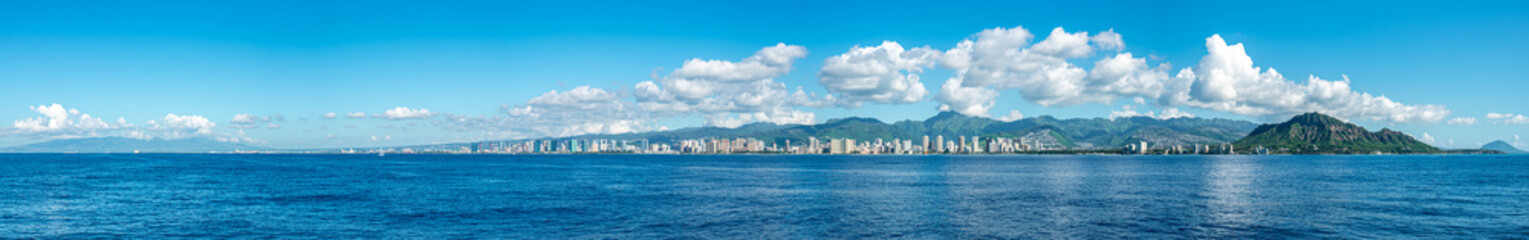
[1233,112,1440,154]
[541,111,1260,150]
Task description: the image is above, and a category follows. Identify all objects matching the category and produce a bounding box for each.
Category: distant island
[1482,140,1527,154]
[0,137,267,153]
[0,112,1504,155]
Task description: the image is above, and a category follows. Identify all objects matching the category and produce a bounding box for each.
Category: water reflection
[1203,156,1261,235]
[1039,156,1085,237]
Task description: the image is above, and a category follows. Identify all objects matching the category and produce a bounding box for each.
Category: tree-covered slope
[1233,112,1440,154]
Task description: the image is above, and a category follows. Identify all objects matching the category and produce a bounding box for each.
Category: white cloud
[1109,105,1195,120]
[818,41,938,106]
[438,44,838,140]
[934,26,1159,114]
[928,27,1448,124]
[703,109,817,128]
[525,86,619,109]
[378,107,435,120]
[650,43,805,102]
[1157,108,1195,119]
[345,112,367,118]
[1487,113,1529,124]
[1419,132,1436,144]
[938,26,1091,107]
[145,113,216,139]
[229,113,273,129]
[323,112,337,119]
[438,85,662,139]
[1091,29,1125,51]
[1174,35,1449,124]
[997,110,1025,122]
[1447,117,1478,125]
[632,43,830,125]
[11,103,126,135]
[1031,27,1095,58]
[2,104,254,143]
[935,76,998,117]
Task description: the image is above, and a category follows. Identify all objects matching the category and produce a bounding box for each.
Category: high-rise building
[935,135,944,153]
[959,136,967,153]
[922,135,930,153]
[972,136,981,153]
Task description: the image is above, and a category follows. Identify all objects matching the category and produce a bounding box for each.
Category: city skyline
[2,1,1527,149]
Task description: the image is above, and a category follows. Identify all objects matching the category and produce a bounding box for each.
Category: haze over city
[2,1,1526,150]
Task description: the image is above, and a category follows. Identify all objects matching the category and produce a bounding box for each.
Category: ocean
[1,154,1525,238]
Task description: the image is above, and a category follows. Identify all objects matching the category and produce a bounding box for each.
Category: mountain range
[0,137,267,153]
[0,112,1477,154]
[538,112,1259,149]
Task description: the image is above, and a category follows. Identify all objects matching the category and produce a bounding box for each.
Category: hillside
[1482,140,1527,154]
[1233,112,1440,154]
[0,137,268,153]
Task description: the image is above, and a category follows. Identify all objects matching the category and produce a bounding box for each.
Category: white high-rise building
[922,135,930,153]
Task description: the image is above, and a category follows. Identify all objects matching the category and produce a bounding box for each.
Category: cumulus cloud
[1091,29,1125,51]
[345,112,367,118]
[378,107,435,120]
[917,26,1443,123]
[632,43,825,124]
[1487,113,1529,124]
[324,112,337,119]
[935,76,998,117]
[438,85,661,139]
[1172,35,1449,123]
[1447,117,1477,125]
[1419,132,1436,144]
[818,41,939,106]
[524,86,620,110]
[439,44,842,139]
[142,113,217,139]
[229,113,274,129]
[1109,105,1196,120]
[644,43,805,104]
[935,26,1153,111]
[703,109,817,128]
[1,103,258,143]
[997,110,1025,122]
[927,27,1449,124]
[1031,27,1095,58]
[1507,116,1529,125]
[9,103,130,138]
[1157,108,1196,119]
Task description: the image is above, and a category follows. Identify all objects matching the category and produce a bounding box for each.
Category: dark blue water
[1,154,1526,238]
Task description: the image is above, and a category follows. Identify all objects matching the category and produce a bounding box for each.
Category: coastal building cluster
[332,137,1266,155]
[467,135,1064,154]
[1121,141,1243,155]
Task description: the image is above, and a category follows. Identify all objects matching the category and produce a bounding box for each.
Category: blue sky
[2,0,1526,149]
